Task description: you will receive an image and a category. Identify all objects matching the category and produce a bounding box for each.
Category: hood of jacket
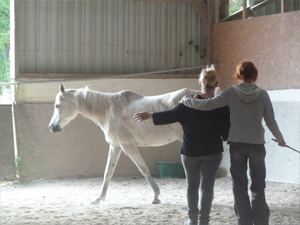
[232,82,263,103]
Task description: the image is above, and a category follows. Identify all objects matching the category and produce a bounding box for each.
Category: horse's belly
[137,138,181,147]
[134,124,182,147]
[102,120,182,148]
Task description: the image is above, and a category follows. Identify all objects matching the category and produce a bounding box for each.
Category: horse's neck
[75,89,109,122]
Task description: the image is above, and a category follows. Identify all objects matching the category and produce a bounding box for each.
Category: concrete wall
[0,105,15,181]
[16,103,185,180]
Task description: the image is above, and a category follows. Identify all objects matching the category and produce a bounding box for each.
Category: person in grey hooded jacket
[180,60,286,225]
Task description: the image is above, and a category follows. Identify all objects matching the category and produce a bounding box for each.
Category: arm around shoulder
[182,89,230,111]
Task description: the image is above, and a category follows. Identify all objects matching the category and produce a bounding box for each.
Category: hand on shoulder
[179,92,195,103]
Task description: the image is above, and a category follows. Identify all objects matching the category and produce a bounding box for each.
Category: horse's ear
[60,84,65,93]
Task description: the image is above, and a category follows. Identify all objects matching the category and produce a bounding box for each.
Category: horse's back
[116,88,200,113]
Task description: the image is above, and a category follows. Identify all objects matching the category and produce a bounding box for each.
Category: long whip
[271,138,300,154]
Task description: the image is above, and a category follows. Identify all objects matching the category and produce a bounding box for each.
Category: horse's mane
[74,86,110,120]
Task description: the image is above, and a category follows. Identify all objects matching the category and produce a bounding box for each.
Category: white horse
[48,84,200,204]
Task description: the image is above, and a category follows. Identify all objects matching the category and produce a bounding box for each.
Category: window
[229,0,246,15]
[0,0,11,104]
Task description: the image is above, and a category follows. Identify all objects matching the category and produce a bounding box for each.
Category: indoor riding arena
[1,1,299,225]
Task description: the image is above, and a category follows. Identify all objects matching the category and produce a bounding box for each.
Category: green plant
[200,47,206,59]
[15,155,21,180]
[176,38,204,68]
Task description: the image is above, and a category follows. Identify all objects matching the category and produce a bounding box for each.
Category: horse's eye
[55,104,60,109]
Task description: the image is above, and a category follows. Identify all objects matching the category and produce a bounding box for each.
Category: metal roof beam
[190,0,208,26]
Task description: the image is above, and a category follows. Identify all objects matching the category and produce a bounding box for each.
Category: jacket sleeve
[263,92,284,143]
[152,104,184,125]
[183,88,230,111]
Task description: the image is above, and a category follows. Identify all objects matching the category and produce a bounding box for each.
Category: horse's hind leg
[121,145,161,204]
[91,145,122,204]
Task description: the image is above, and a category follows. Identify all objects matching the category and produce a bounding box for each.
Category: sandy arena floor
[0,177,299,225]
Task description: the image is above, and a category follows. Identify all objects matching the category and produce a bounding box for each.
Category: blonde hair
[199,64,219,93]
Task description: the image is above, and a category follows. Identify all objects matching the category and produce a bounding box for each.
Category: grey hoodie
[183,82,284,144]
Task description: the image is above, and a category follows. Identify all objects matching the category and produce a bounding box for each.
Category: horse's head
[48,84,79,132]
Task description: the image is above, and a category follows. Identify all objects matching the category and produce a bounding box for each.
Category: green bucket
[155,162,185,178]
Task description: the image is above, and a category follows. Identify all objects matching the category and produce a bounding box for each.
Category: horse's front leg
[121,145,161,204]
[145,176,161,204]
[91,145,122,204]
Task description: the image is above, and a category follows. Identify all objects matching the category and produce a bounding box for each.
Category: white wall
[265,90,300,183]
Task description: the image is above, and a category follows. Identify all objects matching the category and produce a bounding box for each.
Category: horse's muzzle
[48,124,62,133]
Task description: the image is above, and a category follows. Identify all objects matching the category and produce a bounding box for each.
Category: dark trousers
[230,144,270,225]
[181,153,222,225]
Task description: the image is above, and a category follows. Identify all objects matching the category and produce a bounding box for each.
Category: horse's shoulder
[119,90,144,99]
[119,90,141,95]
[112,90,145,105]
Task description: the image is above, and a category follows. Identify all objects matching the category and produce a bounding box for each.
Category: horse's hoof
[90,199,101,205]
[152,199,161,204]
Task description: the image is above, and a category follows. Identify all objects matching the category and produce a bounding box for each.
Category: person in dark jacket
[134,65,230,225]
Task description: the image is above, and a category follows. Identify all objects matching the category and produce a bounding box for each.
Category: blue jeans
[181,153,222,225]
[230,144,270,225]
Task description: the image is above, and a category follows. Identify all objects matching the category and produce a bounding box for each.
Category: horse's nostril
[49,124,56,132]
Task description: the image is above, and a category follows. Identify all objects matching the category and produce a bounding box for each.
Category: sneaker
[199,222,209,225]
[184,219,198,225]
